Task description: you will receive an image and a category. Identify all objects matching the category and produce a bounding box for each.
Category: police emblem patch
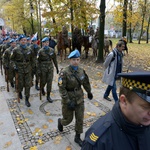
[58,77,63,85]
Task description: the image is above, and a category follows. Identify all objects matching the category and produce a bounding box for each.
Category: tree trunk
[138,0,146,44]
[70,0,74,47]
[122,0,128,37]
[146,17,150,43]
[96,0,105,63]
[129,0,132,43]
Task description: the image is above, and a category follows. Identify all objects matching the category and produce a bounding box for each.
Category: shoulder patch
[58,77,63,85]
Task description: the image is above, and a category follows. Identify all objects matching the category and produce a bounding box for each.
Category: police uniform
[58,49,93,147]
[37,37,59,102]
[82,71,150,150]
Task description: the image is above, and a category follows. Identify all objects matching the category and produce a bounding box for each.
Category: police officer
[37,37,59,102]
[29,37,41,90]
[57,49,93,147]
[2,39,16,87]
[10,35,34,107]
[82,71,150,150]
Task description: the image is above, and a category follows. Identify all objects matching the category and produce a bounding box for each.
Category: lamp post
[30,2,34,35]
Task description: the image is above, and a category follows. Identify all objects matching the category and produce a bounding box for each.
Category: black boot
[35,81,40,90]
[74,133,83,147]
[42,88,45,95]
[19,92,22,99]
[58,118,63,132]
[25,96,31,107]
[47,92,53,103]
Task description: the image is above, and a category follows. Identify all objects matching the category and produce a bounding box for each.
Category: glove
[88,93,93,100]
[56,68,59,74]
[14,66,18,72]
[67,101,76,111]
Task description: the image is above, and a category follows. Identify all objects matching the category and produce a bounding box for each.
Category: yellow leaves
[42,124,48,129]
[38,139,44,145]
[86,112,96,117]
[32,128,43,136]
[11,132,15,136]
[54,135,62,144]
[94,102,99,107]
[48,119,53,123]
[16,117,28,124]
[46,112,51,116]
[101,112,106,116]
[3,141,12,148]
[66,146,72,150]
[30,146,38,150]
[27,109,34,114]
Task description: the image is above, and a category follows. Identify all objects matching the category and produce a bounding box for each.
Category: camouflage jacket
[58,65,92,104]
[10,45,34,73]
[37,47,58,72]
[2,46,14,69]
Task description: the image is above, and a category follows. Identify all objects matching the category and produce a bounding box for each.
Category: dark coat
[82,102,150,150]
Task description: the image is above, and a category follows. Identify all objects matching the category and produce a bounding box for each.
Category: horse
[57,32,71,61]
[104,39,113,56]
[91,37,98,57]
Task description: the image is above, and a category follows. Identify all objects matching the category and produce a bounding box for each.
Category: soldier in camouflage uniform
[10,35,34,107]
[29,37,41,90]
[1,36,10,54]
[57,49,93,147]
[37,37,59,103]
[2,39,16,87]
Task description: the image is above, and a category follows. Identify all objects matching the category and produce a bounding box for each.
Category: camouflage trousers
[61,102,84,134]
[6,68,15,84]
[40,69,54,93]
[17,72,32,97]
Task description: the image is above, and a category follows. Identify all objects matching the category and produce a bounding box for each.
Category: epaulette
[86,113,112,145]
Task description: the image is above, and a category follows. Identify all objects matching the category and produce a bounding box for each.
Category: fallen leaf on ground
[27,109,34,114]
[48,119,53,123]
[66,146,72,150]
[42,124,48,129]
[11,133,15,136]
[54,135,62,144]
[29,146,38,150]
[3,141,12,148]
[38,139,44,145]
[94,102,99,106]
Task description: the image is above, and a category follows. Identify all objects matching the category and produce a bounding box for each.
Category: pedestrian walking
[102,41,124,102]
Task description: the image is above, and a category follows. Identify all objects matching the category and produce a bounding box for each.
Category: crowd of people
[0,27,150,149]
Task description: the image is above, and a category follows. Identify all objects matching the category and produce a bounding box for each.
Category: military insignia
[58,77,63,85]
[11,51,13,56]
[89,133,98,142]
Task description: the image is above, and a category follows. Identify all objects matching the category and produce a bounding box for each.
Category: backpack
[110,50,116,62]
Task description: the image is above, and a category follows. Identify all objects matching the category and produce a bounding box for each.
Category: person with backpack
[102,41,124,102]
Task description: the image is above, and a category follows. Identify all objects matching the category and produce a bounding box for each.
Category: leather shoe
[58,118,63,132]
[104,97,112,101]
[19,92,22,99]
[42,88,45,95]
[47,96,53,103]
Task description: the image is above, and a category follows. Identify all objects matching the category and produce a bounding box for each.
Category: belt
[67,87,81,92]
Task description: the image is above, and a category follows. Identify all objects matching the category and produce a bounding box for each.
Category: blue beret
[68,49,80,59]
[19,35,26,41]
[10,39,15,43]
[5,36,10,41]
[31,37,37,42]
[118,71,150,103]
[42,37,49,42]
[27,37,31,41]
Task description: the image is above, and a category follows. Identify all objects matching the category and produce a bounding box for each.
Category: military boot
[42,88,45,95]
[74,133,83,147]
[47,92,53,103]
[35,81,40,90]
[58,118,63,132]
[25,96,31,107]
[19,92,22,99]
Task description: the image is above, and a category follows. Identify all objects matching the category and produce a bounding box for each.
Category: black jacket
[82,102,150,150]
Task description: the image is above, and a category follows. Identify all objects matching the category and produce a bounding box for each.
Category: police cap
[68,49,80,59]
[118,71,150,102]
[31,37,37,42]
[42,37,49,42]
[10,39,15,43]
[27,37,31,41]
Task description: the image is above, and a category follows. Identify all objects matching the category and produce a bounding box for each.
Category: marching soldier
[2,39,16,88]
[10,35,34,107]
[37,37,59,102]
[57,49,93,147]
[29,37,41,90]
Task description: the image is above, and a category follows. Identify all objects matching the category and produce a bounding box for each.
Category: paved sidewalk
[0,62,115,150]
